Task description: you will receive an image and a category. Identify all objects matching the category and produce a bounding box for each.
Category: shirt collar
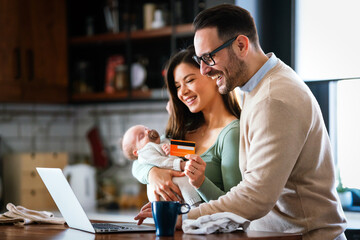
[240,52,277,92]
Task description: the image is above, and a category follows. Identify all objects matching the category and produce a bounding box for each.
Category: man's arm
[188,99,305,220]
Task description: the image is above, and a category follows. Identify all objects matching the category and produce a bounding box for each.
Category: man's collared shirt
[240,52,277,93]
[236,53,277,109]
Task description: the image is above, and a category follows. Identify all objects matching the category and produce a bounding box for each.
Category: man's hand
[134,201,184,230]
[134,202,152,225]
[148,167,185,201]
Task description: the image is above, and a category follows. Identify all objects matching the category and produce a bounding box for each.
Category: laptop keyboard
[93,223,133,232]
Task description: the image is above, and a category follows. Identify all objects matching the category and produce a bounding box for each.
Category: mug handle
[179,203,191,214]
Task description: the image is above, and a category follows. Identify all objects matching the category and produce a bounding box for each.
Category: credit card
[170,139,195,158]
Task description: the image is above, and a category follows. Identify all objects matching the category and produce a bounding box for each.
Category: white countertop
[345,211,360,229]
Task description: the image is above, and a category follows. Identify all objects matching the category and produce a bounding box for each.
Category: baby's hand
[162,143,170,155]
[180,161,186,171]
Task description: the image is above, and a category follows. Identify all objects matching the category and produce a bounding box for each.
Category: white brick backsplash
[0,102,168,158]
[0,122,19,137]
[49,122,74,137]
[5,137,33,152]
[19,122,35,138]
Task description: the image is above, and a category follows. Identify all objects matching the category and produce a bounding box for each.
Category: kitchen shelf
[69,24,194,45]
[70,89,166,103]
[67,0,201,103]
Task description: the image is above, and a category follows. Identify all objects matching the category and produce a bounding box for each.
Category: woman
[131,45,241,203]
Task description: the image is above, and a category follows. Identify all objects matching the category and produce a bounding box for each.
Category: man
[136,4,347,240]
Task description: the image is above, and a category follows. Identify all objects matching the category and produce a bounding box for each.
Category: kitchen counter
[345,211,360,229]
[83,210,360,227]
[57,209,360,229]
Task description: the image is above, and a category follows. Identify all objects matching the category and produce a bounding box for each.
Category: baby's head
[122,125,161,160]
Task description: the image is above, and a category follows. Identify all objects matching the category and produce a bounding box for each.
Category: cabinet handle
[26,49,34,81]
[30,171,36,177]
[13,48,21,79]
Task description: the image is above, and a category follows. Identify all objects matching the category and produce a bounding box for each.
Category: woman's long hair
[165,45,240,140]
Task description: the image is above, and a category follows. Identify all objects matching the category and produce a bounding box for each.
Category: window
[296,0,360,193]
[295,0,360,81]
[336,79,360,189]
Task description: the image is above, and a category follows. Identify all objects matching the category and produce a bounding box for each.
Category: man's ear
[235,35,249,57]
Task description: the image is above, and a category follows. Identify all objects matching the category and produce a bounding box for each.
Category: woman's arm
[219,125,242,192]
[131,159,185,201]
[147,167,185,201]
[196,122,241,202]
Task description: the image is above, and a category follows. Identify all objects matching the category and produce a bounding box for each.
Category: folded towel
[0,203,65,225]
[182,212,250,234]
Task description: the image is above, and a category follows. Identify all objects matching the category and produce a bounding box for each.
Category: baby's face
[131,125,160,150]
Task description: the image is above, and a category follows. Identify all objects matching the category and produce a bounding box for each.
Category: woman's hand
[148,167,185,201]
[184,154,206,188]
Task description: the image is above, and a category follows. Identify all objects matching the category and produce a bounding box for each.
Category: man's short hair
[193,4,259,47]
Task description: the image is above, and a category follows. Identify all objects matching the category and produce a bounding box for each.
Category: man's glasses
[193,36,237,66]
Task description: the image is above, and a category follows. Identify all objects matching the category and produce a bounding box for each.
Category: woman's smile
[183,96,197,106]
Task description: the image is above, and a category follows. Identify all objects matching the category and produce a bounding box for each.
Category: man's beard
[218,48,247,94]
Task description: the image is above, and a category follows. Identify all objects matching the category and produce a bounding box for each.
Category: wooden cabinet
[0,0,68,103]
[67,0,202,103]
[0,0,22,101]
[3,153,68,210]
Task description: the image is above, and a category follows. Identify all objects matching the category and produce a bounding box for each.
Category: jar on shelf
[114,65,128,91]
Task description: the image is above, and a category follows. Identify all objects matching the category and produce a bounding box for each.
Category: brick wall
[0,102,169,164]
[0,102,169,210]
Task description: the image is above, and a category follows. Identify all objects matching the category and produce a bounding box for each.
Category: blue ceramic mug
[152,201,191,236]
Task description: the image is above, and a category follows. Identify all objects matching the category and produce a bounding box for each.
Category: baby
[122,125,202,207]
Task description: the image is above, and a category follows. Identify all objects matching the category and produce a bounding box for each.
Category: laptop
[36,167,155,234]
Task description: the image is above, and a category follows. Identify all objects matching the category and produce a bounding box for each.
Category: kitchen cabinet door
[0,0,22,102]
[20,0,68,103]
[0,0,68,103]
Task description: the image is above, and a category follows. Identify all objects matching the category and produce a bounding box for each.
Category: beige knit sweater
[188,60,347,240]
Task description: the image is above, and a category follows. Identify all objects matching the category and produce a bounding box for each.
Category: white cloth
[182,212,250,234]
[138,142,182,171]
[0,203,65,225]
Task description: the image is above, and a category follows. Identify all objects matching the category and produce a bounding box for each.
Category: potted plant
[336,169,352,208]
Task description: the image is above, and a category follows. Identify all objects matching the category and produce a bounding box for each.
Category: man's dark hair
[193,4,259,47]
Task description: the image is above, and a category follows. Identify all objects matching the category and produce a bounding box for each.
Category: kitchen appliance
[63,163,96,211]
[87,126,109,168]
